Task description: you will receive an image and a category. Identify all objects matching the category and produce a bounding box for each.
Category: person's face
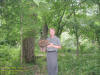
[49,29,55,36]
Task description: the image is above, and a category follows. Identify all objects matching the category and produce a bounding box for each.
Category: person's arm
[47,38,61,49]
[47,43,61,49]
[52,44,61,49]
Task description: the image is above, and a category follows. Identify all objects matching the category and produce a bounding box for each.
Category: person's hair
[49,27,55,31]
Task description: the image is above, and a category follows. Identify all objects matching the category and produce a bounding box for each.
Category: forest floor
[17,53,66,75]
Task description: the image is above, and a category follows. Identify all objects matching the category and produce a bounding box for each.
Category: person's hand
[47,43,54,47]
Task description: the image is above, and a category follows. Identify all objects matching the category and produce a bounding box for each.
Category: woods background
[0,0,100,75]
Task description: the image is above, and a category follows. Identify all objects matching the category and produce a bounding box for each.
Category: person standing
[46,28,61,75]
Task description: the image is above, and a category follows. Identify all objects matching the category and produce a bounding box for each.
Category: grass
[0,44,99,75]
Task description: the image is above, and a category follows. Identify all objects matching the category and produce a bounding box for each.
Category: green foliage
[0,0,100,75]
[0,45,11,66]
[58,47,99,75]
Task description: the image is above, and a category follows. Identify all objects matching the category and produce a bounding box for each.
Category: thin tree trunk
[42,21,48,39]
[97,2,100,46]
[75,26,79,56]
[20,14,23,64]
[56,7,66,37]
[73,9,79,56]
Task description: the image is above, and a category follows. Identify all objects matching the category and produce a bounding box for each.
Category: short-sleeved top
[46,35,61,52]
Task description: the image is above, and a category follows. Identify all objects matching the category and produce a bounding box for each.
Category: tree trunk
[75,26,79,56]
[42,22,48,39]
[39,21,48,52]
[22,37,35,63]
[74,9,79,56]
[56,8,66,37]
[41,21,48,39]
[20,14,23,64]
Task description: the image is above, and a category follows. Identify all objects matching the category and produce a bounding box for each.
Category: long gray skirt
[46,51,58,75]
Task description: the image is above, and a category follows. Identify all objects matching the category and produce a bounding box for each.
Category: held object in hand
[39,40,50,47]
[38,39,50,52]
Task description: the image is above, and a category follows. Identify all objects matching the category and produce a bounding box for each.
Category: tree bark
[22,37,35,63]
[42,21,48,39]
[73,7,79,56]
[75,25,79,56]
[20,14,23,64]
